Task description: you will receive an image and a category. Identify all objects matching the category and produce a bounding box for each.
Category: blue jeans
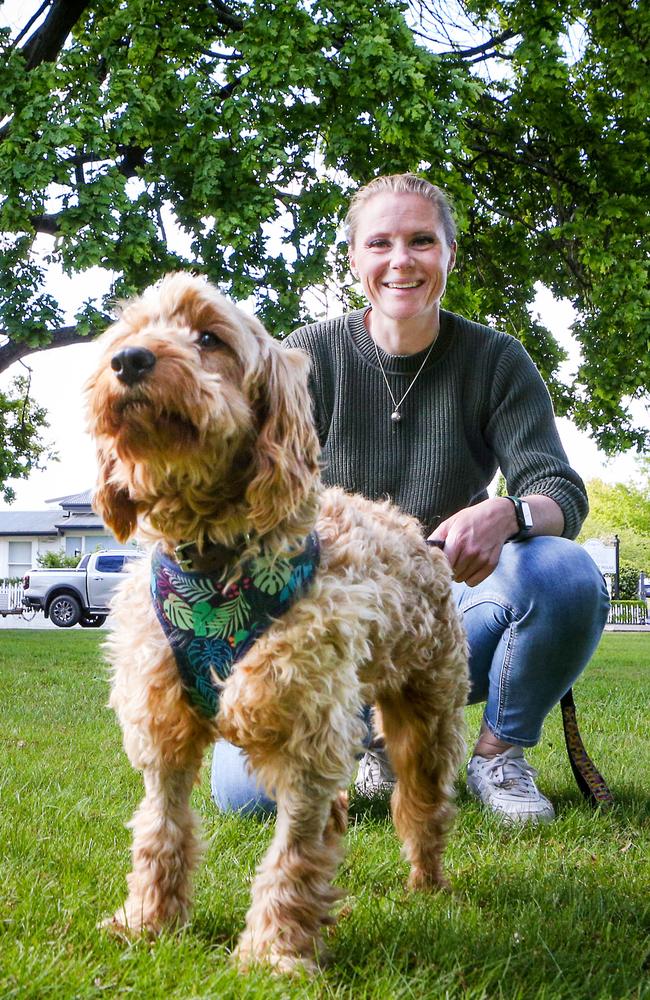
[210,536,610,814]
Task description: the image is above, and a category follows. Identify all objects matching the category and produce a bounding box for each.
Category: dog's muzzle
[111,346,157,386]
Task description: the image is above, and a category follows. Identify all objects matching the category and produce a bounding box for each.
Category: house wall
[0,537,58,579]
[0,530,131,580]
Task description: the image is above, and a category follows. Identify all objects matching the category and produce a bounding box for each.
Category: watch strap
[505,495,533,542]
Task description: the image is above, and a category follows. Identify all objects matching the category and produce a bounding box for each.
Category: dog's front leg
[234,775,348,975]
[104,763,203,936]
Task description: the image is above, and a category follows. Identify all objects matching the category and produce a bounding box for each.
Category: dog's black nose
[111,347,156,385]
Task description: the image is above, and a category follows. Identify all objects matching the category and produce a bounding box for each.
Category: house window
[8,541,32,578]
[65,536,82,557]
[87,535,115,551]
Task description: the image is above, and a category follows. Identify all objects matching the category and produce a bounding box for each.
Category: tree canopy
[579,472,650,572]
[0,372,53,502]
[1,0,648,495]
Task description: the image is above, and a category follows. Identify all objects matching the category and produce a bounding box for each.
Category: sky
[0,0,646,512]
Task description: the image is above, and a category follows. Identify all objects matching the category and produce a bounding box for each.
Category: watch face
[520,500,533,530]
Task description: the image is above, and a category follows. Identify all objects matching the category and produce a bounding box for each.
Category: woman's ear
[447,241,457,274]
[93,449,138,542]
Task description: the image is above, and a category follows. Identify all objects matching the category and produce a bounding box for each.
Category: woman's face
[349,192,456,328]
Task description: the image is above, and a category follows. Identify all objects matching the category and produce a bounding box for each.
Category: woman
[212,173,610,822]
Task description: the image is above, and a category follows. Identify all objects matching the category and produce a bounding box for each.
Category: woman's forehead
[355,192,442,234]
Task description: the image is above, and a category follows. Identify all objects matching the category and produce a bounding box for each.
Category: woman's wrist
[491,496,521,541]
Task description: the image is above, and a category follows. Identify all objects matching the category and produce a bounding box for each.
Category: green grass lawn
[1,631,648,999]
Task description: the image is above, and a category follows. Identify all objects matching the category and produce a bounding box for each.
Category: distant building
[0,490,131,579]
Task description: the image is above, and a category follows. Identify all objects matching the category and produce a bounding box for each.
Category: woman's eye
[367,239,390,249]
[412,235,435,246]
[198,331,221,349]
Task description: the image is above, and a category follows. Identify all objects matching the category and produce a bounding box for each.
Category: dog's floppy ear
[93,449,138,543]
[245,344,320,535]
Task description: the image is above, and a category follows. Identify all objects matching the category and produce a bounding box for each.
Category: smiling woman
[211,172,611,824]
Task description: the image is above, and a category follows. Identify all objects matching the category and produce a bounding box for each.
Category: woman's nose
[389,242,414,268]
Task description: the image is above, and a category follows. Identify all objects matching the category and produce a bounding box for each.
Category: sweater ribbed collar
[346,308,454,374]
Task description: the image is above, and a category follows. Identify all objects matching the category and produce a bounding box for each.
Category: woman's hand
[429,498,516,586]
[430,495,565,587]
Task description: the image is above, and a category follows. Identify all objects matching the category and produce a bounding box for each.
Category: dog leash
[560,687,613,806]
[426,538,613,807]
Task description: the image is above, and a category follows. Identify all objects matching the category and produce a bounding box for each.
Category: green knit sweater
[285,308,588,539]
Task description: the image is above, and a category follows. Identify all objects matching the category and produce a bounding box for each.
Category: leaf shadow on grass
[348,790,392,823]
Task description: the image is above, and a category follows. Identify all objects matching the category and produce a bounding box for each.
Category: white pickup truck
[23,550,140,627]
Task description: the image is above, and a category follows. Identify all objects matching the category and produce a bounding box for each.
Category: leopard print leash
[560,687,614,806]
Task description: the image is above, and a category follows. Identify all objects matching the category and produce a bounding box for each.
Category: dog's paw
[233,937,321,977]
[407,867,451,892]
[98,900,177,939]
[98,909,147,940]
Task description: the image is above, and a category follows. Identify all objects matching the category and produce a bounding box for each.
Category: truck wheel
[49,594,82,628]
[79,614,107,628]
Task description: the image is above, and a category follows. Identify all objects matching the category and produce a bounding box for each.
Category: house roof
[54,514,105,530]
[0,512,60,536]
[45,489,94,510]
[0,507,105,537]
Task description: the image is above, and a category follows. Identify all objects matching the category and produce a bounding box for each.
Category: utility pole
[614,534,620,599]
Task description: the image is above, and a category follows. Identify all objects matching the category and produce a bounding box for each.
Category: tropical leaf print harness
[150,533,320,717]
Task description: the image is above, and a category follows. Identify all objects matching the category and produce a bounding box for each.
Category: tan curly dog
[86,272,468,974]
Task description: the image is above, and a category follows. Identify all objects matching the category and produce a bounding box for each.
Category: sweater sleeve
[485,338,588,539]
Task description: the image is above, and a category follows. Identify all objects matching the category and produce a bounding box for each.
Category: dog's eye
[198,331,221,350]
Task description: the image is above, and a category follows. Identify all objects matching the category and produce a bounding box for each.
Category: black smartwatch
[505,495,533,542]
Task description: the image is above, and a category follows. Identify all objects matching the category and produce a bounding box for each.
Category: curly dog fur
[86,273,469,974]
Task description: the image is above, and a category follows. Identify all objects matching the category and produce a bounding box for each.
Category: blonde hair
[344,173,456,248]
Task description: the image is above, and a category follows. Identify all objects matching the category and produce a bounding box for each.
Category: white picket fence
[0,582,25,614]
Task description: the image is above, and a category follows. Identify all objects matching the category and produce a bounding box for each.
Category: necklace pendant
[391,410,402,422]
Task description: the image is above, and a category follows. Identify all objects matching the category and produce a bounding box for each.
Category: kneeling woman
[211,172,610,823]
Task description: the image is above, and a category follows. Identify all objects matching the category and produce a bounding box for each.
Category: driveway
[0,613,108,631]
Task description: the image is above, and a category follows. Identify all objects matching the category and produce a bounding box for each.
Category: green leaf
[163,593,194,631]
[249,555,293,595]
[204,594,252,639]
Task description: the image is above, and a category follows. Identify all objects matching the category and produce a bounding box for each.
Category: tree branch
[117,144,148,177]
[439,28,517,59]
[20,0,93,71]
[11,0,51,48]
[206,0,244,32]
[196,46,242,60]
[29,214,61,236]
[0,327,101,373]
[0,0,93,142]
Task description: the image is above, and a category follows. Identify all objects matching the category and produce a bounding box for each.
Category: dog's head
[85,273,320,543]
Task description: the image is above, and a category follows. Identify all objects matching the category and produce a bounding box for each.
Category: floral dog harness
[150,533,320,717]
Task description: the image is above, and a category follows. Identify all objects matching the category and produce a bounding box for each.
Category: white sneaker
[467,746,555,823]
[355,738,396,796]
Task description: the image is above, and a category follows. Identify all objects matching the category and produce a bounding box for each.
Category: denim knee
[211,739,275,816]
[517,536,609,628]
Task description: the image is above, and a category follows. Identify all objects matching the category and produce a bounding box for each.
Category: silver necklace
[372,336,435,422]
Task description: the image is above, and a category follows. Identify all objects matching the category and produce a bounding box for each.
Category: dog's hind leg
[378,682,466,891]
[104,757,204,936]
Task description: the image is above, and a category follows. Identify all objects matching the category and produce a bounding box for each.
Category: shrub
[36,549,80,569]
[618,563,642,600]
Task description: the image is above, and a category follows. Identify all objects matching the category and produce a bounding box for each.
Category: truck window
[77,554,91,570]
[95,555,125,573]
